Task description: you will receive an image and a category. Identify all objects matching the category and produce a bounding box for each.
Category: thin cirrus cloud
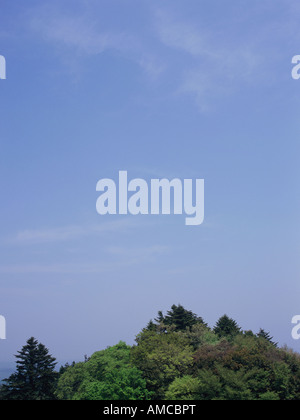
[154,10,261,110]
[108,245,169,261]
[31,14,130,55]
[28,3,260,110]
[9,219,141,245]
[28,2,271,112]
[155,11,215,59]
[0,245,169,274]
[29,7,165,79]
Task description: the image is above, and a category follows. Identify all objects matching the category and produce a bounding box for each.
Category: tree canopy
[0,337,57,400]
[150,304,206,332]
[56,341,150,400]
[1,306,300,401]
[214,315,241,339]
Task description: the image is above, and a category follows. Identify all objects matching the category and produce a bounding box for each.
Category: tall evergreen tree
[154,311,165,324]
[0,337,58,400]
[152,305,205,332]
[257,329,278,347]
[164,305,205,331]
[146,320,157,332]
[214,315,241,339]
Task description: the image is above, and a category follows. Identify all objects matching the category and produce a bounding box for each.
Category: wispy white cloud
[138,54,166,79]
[8,219,140,245]
[0,244,169,274]
[108,244,169,262]
[156,11,214,59]
[0,262,127,274]
[31,13,131,55]
[29,5,165,79]
[27,2,267,110]
[155,10,260,110]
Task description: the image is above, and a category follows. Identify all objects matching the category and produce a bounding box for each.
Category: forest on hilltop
[1,305,300,401]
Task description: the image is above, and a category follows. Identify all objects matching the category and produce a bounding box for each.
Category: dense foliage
[1,305,300,400]
[0,337,58,400]
[55,341,150,400]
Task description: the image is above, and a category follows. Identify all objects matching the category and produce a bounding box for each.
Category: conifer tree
[154,311,165,324]
[214,315,241,339]
[146,320,157,332]
[152,305,205,332]
[164,304,205,331]
[257,329,278,347]
[0,337,57,400]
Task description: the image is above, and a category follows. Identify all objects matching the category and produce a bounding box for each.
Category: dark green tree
[164,305,205,331]
[152,305,205,332]
[214,315,241,339]
[146,320,157,332]
[154,311,165,324]
[0,337,57,400]
[257,329,278,347]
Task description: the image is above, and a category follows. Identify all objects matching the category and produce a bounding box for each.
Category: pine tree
[0,337,58,400]
[153,305,205,332]
[146,320,157,332]
[257,329,278,347]
[154,311,165,324]
[214,315,241,339]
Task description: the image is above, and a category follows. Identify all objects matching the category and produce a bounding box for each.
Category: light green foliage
[55,311,300,401]
[55,363,89,400]
[132,330,194,399]
[77,367,149,400]
[8,306,300,401]
[273,363,293,400]
[85,341,131,381]
[179,323,220,350]
[165,376,200,400]
[56,342,149,400]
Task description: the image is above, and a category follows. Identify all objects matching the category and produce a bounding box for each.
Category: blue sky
[0,0,300,365]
